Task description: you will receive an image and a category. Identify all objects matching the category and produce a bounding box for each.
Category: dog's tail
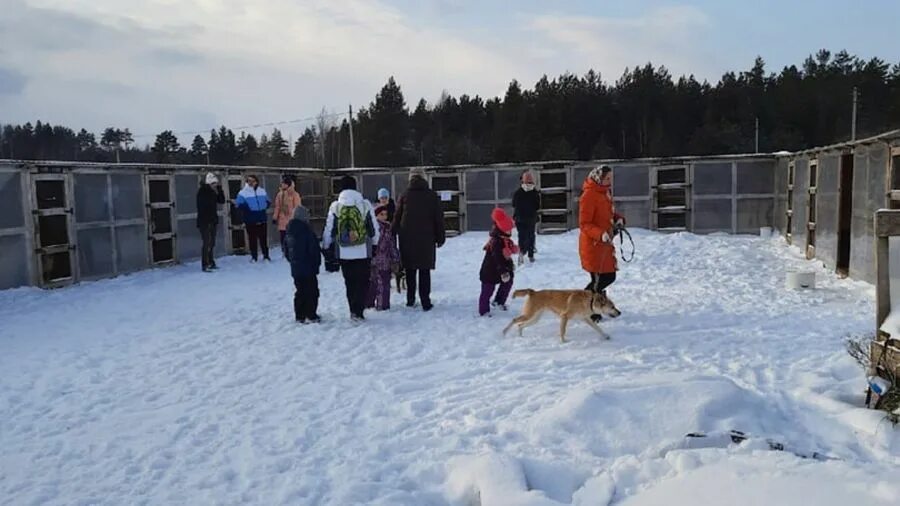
[512,289,534,299]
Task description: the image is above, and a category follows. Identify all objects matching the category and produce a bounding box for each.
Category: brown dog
[502,289,621,342]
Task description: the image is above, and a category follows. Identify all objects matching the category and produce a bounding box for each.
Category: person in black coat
[196,172,225,272]
[392,168,446,311]
[284,206,321,323]
[511,170,540,264]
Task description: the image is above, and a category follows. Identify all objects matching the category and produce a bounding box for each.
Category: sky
[1,0,899,144]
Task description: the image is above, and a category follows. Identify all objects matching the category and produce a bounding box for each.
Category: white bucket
[759,227,772,238]
[785,271,816,290]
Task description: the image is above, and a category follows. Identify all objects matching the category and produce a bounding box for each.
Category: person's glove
[501,272,511,283]
[602,232,611,243]
[272,219,278,225]
[614,216,625,228]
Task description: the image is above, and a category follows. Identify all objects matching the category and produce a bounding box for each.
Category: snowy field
[2,230,899,505]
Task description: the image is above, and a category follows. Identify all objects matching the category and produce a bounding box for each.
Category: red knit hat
[491,207,514,234]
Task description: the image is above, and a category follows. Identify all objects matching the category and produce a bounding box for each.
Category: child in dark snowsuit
[479,208,519,316]
[366,204,401,310]
[284,206,321,323]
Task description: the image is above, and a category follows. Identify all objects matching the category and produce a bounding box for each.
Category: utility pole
[851,87,858,141]
[348,104,355,168]
[755,117,759,153]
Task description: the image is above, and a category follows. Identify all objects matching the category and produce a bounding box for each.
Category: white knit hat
[409,167,426,181]
[588,165,611,183]
[205,172,218,185]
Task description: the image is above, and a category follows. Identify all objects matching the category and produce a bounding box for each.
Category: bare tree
[316,107,335,168]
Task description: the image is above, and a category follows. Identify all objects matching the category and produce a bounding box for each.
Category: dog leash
[615,225,635,263]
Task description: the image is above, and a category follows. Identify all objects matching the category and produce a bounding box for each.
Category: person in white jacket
[322,175,379,321]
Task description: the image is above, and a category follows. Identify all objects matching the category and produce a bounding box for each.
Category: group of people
[286,168,445,322]
[478,165,623,322]
[196,164,623,325]
[196,173,305,271]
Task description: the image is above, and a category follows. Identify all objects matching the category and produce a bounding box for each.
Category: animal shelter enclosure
[5,130,900,291]
[343,153,776,238]
[0,161,328,289]
[774,130,900,284]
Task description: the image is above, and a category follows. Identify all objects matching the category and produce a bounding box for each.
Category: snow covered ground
[1,229,899,505]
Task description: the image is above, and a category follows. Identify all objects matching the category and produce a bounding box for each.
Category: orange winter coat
[273,188,302,231]
[578,178,617,274]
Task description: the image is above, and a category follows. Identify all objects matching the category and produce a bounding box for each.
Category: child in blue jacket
[284,206,321,323]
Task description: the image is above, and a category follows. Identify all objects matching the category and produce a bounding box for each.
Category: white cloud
[0,0,526,139]
[0,1,721,141]
[525,6,719,82]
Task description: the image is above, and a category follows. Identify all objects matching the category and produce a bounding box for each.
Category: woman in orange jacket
[579,166,624,314]
[273,175,303,255]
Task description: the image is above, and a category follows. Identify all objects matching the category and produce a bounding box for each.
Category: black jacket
[393,177,446,270]
[512,187,540,223]
[480,228,515,284]
[384,199,397,223]
[285,218,322,278]
[196,184,225,228]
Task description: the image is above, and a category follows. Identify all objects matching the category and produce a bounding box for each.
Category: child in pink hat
[478,208,519,316]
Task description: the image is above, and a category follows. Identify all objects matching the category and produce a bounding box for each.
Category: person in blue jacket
[284,206,321,323]
[235,174,271,262]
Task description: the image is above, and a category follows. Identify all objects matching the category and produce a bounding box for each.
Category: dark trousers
[586,272,617,294]
[516,221,536,257]
[340,259,371,317]
[293,276,319,321]
[246,222,270,261]
[405,268,432,307]
[279,230,287,256]
[479,279,513,315]
[366,269,393,310]
[200,223,217,269]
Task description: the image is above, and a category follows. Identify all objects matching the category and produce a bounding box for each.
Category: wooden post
[874,209,900,334]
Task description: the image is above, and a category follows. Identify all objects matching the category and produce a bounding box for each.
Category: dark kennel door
[32,174,75,286]
[146,175,177,264]
[430,173,463,236]
[652,165,690,231]
[539,169,571,234]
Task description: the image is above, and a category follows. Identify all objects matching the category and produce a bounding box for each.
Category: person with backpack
[512,170,540,264]
[393,168,445,311]
[284,206,321,324]
[196,172,225,272]
[272,175,302,257]
[322,176,378,321]
[235,174,271,262]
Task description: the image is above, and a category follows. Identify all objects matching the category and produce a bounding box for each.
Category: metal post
[852,87,858,141]
[348,104,356,168]
[755,117,759,153]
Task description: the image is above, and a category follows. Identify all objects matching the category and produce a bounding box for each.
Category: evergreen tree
[293,127,317,167]
[209,126,237,164]
[189,135,208,163]
[362,76,412,166]
[151,130,181,162]
[267,128,290,165]
[237,132,259,165]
